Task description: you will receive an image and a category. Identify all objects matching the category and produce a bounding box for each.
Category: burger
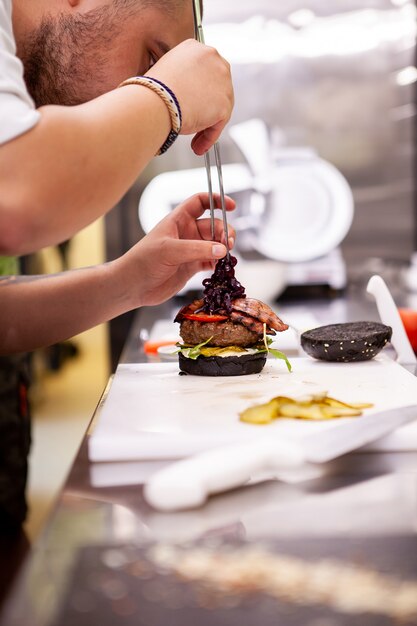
[175,255,290,376]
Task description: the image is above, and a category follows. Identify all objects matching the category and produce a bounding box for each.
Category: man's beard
[21,8,119,107]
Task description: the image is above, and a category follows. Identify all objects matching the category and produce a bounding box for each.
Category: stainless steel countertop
[1,283,417,626]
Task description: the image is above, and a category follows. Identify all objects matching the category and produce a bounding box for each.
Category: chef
[0,0,234,535]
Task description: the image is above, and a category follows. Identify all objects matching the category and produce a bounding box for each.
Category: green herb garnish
[176,336,213,360]
[259,323,292,372]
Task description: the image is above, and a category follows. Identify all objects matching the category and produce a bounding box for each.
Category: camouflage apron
[0,257,31,529]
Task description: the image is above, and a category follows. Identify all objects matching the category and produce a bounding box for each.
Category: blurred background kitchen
[28,0,416,537]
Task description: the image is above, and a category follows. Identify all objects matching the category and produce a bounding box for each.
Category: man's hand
[0,193,235,354]
[0,42,233,255]
[117,192,236,308]
[147,40,234,155]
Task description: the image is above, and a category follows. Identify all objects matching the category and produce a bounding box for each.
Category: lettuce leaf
[176,337,213,360]
[259,324,292,372]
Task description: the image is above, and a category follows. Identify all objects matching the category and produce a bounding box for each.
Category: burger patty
[180,319,261,348]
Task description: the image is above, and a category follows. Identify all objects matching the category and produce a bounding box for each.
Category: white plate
[251,158,353,263]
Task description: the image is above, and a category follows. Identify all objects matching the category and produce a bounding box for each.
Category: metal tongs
[192,0,230,258]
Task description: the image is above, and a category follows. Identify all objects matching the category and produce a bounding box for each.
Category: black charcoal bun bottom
[179,352,267,376]
[301,321,392,363]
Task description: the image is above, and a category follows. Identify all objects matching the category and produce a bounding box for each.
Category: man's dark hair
[116,0,203,19]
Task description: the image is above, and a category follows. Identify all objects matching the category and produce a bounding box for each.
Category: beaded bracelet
[118,76,182,155]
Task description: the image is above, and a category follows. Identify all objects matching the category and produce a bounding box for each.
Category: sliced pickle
[322,405,362,418]
[271,396,296,406]
[347,402,374,410]
[239,393,372,424]
[279,403,332,421]
[239,398,282,424]
[323,396,373,411]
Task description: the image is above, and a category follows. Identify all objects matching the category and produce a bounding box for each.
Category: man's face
[20,1,195,107]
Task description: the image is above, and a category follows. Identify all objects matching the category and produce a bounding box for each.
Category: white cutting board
[89,355,417,462]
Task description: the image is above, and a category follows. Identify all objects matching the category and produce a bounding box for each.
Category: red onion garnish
[202,255,246,314]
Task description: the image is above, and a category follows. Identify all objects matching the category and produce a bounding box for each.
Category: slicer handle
[144,440,304,511]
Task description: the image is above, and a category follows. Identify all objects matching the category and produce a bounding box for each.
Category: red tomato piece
[182,313,228,322]
[398,308,417,352]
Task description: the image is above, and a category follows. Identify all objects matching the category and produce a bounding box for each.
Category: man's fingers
[191,122,225,155]
[162,238,227,265]
[189,192,236,215]
[197,218,236,248]
[175,193,236,221]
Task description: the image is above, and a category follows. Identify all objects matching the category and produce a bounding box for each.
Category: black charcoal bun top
[301,321,392,363]
[179,351,267,377]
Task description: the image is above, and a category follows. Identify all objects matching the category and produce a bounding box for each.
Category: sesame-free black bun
[301,321,392,363]
[178,351,267,376]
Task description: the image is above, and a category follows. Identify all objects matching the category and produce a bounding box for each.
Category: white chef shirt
[0,0,40,145]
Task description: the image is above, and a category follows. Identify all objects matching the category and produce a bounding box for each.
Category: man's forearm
[0,85,170,255]
[0,191,235,354]
[0,262,134,354]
